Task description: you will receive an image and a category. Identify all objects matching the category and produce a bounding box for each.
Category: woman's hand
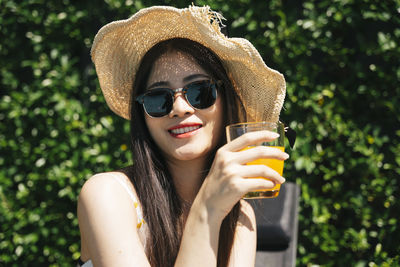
[195,130,289,221]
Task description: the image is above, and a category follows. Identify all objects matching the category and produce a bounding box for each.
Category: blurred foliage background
[1,0,399,266]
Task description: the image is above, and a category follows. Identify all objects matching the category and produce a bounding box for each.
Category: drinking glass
[226,121,285,199]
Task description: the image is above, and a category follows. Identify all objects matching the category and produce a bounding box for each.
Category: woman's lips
[168,124,202,138]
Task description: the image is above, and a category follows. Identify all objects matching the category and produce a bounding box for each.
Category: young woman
[77,5,288,267]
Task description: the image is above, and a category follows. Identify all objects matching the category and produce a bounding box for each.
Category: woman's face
[144,50,223,162]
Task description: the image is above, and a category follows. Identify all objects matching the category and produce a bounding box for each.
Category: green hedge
[1,0,399,266]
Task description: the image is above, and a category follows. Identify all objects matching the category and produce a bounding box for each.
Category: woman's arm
[175,130,287,267]
[228,200,257,267]
[77,173,150,267]
[175,200,257,267]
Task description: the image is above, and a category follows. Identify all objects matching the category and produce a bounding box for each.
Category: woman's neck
[166,156,209,204]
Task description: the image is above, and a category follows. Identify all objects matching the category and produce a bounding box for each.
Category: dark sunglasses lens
[186,82,217,109]
[143,90,172,117]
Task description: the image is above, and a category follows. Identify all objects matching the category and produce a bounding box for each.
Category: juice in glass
[241,146,284,198]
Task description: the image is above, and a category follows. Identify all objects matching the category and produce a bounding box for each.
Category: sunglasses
[136,80,221,118]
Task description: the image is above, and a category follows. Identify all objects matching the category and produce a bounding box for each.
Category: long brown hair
[124,38,245,267]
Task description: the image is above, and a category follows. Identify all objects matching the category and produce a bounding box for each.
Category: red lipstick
[168,123,202,138]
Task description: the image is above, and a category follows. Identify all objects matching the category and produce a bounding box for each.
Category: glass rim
[226,121,283,129]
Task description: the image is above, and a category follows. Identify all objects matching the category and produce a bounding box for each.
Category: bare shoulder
[78,171,138,219]
[79,171,136,200]
[77,172,149,265]
[237,200,256,229]
[239,200,255,218]
[80,171,133,189]
[227,200,257,266]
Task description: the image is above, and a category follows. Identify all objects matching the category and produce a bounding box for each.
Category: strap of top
[92,173,145,228]
[109,173,137,202]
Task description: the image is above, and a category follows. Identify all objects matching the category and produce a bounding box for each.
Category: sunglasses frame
[136,80,222,118]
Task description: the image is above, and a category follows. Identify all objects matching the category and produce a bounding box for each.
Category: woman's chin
[170,147,210,162]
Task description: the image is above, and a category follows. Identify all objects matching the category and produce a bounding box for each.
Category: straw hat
[91,5,286,122]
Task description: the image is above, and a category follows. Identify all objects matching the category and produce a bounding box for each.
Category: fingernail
[281,177,286,183]
[271,132,280,138]
[283,153,289,159]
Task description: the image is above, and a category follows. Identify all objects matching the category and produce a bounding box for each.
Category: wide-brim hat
[91,5,286,122]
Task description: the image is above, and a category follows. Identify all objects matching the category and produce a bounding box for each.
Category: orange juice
[241,146,284,198]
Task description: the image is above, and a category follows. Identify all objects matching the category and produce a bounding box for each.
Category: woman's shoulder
[238,200,256,228]
[82,168,134,188]
[77,170,145,230]
[77,170,148,264]
[78,170,139,208]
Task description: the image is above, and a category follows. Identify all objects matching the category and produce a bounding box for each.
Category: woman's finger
[234,146,289,164]
[238,177,277,194]
[235,164,285,184]
[224,130,280,152]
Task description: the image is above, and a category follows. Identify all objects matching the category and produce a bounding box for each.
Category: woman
[78,5,288,267]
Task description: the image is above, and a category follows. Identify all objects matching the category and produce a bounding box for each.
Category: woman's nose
[168,94,195,118]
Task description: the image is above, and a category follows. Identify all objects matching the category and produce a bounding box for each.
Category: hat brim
[91,5,286,122]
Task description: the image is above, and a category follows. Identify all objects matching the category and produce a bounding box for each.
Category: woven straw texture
[91,5,286,122]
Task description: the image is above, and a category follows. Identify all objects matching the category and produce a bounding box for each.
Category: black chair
[247,182,300,267]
